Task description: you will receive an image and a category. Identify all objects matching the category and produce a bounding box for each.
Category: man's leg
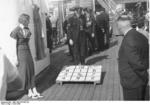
[69,44,74,62]
[123,86,147,100]
[80,40,86,65]
[73,43,80,65]
[96,29,101,51]
[87,36,93,56]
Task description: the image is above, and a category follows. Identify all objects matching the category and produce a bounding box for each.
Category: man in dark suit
[78,8,87,64]
[85,8,96,56]
[102,10,110,49]
[95,8,108,51]
[45,13,53,53]
[67,7,80,64]
[117,15,149,100]
[64,15,76,62]
[63,18,74,61]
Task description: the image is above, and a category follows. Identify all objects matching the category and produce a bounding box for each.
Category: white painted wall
[0,0,50,99]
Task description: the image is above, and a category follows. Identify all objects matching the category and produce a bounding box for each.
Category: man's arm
[124,36,149,70]
[92,16,96,35]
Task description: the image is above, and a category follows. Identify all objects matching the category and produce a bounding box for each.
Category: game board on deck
[56,65,102,85]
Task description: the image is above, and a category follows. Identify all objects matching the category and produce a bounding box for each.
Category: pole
[147,0,149,10]
[93,0,95,13]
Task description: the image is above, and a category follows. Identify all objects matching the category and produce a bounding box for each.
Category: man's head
[46,13,51,18]
[74,8,80,18]
[117,15,132,35]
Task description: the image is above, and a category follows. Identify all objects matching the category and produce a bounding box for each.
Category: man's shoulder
[125,29,148,45]
[126,29,147,39]
[125,29,138,38]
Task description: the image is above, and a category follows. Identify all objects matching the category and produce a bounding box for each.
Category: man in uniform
[85,8,96,56]
[78,8,87,64]
[63,17,74,61]
[45,13,53,53]
[102,9,110,49]
[95,8,109,51]
[67,7,80,65]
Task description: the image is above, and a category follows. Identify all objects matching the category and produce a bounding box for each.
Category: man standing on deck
[117,15,149,100]
[67,7,80,65]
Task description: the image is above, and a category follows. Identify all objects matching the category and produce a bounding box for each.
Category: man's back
[118,29,149,89]
[96,12,108,28]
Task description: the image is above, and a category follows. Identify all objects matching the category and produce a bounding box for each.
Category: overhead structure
[96,0,117,13]
[113,0,147,4]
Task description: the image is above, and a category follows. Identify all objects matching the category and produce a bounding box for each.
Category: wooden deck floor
[20,36,149,101]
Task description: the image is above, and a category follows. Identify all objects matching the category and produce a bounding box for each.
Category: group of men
[63,7,110,65]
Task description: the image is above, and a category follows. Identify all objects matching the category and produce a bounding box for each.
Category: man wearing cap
[85,8,96,56]
[67,7,80,64]
[117,15,149,100]
[78,8,87,64]
[45,13,53,53]
[95,8,109,51]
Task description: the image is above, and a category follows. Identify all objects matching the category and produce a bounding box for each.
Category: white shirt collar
[19,24,24,29]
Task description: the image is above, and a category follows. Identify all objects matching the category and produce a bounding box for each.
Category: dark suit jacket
[85,15,95,35]
[118,29,149,89]
[63,20,68,34]
[67,15,80,43]
[96,12,109,29]
[46,17,52,34]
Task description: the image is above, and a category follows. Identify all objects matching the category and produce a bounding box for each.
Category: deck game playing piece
[88,66,101,73]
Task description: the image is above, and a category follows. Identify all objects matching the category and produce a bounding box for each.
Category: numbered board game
[56,65,102,85]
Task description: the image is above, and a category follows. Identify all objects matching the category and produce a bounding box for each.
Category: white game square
[85,76,100,81]
[88,67,101,73]
[80,68,88,73]
[72,72,86,77]
[56,76,71,81]
[74,68,81,72]
[81,66,89,69]
[86,72,101,77]
[58,72,72,77]
[71,76,85,81]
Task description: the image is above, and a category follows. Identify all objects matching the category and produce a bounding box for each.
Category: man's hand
[69,39,74,46]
